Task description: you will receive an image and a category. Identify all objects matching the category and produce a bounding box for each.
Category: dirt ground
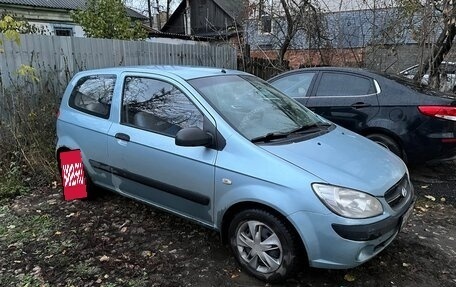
[0,160,455,287]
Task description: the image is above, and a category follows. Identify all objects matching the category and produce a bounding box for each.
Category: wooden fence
[237,56,289,80]
[0,34,237,95]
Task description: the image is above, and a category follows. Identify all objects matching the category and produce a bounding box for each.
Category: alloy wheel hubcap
[236,220,283,273]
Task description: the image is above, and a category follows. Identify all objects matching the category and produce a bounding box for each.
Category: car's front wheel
[228,209,299,282]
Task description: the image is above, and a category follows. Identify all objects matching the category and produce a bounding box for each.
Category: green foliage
[15,64,40,83]
[71,0,147,40]
[0,86,59,200]
[0,157,29,200]
[0,15,22,47]
[0,14,42,47]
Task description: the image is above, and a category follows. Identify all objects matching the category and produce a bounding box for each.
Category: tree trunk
[414,1,456,90]
[278,0,294,69]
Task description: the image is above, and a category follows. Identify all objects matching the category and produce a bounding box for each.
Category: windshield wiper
[251,132,289,143]
[287,123,331,135]
[251,123,331,143]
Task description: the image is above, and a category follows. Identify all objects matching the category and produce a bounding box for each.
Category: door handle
[351,102,371,108]
[115,133,130,142]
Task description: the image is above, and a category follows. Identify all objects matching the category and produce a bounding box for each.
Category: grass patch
[0,159,30,200]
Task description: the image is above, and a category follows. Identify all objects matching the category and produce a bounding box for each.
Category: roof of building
[161,0,245,35]
[0,0,148,19]
[213,0,245,20]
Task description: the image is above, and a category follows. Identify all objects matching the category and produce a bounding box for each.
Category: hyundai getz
[56,66,415,281]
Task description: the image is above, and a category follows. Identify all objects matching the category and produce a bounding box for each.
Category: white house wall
[28,21,84,37]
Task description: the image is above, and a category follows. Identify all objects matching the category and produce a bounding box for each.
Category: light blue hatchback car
[56,66,415,281]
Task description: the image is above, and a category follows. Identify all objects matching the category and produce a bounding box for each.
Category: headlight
[312,183,383,218]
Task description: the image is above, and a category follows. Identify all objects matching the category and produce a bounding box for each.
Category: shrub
[0,82,59,199]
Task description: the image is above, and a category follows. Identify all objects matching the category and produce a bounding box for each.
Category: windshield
[189,75,329,141]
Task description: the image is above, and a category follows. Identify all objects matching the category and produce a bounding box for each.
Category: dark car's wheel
[228,209,299,282]
[366,133,402,158]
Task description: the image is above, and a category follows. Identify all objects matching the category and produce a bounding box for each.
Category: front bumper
[288,191,416,269]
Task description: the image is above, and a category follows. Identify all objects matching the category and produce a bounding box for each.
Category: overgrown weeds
[0,81,59,199]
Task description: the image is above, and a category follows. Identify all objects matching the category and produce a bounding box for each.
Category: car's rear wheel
[366,133,402,159]
[228,209,299,282]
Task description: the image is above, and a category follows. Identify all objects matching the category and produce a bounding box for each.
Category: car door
[306,71,380,133]
[269,71,317,106]
[105,73,217,225]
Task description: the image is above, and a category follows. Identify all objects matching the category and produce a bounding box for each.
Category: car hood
[260,127,406,197]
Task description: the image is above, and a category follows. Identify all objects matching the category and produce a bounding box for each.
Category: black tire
[228,209,299,282]
[82,169,96,199]
[366,133,402,158]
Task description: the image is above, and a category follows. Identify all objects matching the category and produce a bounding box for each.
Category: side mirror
[175,127,213,147]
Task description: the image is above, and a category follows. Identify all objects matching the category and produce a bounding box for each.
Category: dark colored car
[269,67,456,163]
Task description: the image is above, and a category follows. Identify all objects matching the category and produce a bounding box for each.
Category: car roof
[269,66,381,80]
[74,65,249,80]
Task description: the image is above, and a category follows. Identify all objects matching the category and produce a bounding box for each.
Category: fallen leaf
[120,227,128,233]
[47,199,57,205]
[424,195,436,201]
[55,231,62,235]
[32,266,41,274]
[141,251,154,257]
[99,255,110,262]
[344,274,356,282]
[402,263,410,267]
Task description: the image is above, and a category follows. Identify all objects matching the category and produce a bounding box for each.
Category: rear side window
[270,72,316,98]
[69,75,116,118]
[315,73,376,97]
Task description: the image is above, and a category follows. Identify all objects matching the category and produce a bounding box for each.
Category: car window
[441,63,456,74]
[270,72,315,98]
[405,66,418,76]
[315,73,376,97]
[122,77,203,137]
[69,75,116,118]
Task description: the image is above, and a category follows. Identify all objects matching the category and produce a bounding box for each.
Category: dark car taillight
[418,106,456,122]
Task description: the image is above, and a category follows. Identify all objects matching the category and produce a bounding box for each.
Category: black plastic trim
[90,160,210,205]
